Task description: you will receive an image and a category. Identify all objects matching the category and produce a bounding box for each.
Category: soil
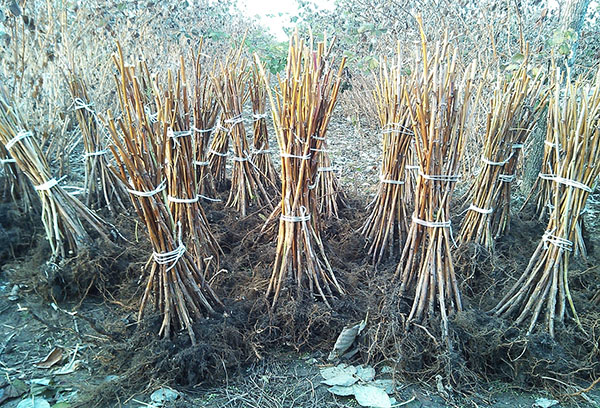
[1,118,600,407]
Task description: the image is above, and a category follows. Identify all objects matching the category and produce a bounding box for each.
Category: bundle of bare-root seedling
[106,45,221,342]
[66,73,128,211]
[191,48,221,202]
[0,86,114,259]
[492,68,600,337]
[250,63,279,190]
[525,102,589,258]
[458,59,545,250]
[256,32,346,307]
[164,57,222,271]
[396,21,477,338]
[213,55,274,217]
[360,51,413,265]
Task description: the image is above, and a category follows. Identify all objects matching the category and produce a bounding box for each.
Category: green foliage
[292,0,390,70]
[502,52,543,81]
[245,31,288,74]
[550,28,577,56]
[205,30,229,41]
[358,56,379,72]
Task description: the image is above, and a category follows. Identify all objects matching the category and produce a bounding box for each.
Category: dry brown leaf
[33,347,64,369]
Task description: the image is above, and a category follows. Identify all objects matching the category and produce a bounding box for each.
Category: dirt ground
[0,283,598,408]
[1,117,600,408]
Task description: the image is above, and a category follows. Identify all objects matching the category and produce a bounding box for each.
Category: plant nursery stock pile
[1,4,600,407]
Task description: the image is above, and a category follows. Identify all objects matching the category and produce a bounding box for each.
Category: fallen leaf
[34,348,63,369]
[321,364,359,387]
[320,364,356,380]
[151,387,179,404]
[534,397,559,408]
[372,379,395,394]
[328,323,362,360]
[355,365,376,382]
[353,384,392,408]
[53,360,82,375]
[30,379,51,386]
[322,372,358,387]
[327,385,356,396]
[0,384,25,404]
[16,397,51,408]
[10,379,28,394]
[54,345,82,375]
[379,366,394,375]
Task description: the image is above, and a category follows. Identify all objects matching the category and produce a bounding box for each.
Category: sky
[241,0,335,40]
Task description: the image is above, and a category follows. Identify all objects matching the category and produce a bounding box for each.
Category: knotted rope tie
[167,128,192,147]
[191,126,216,134]
[153,222,186,271]
[251,113,268,121]
[232,153,251,162]
[411,215,451,228]
[252,148,271,155]
[126,179,167,197]
[481,151,514,166]
[5,130,32,150]
[208,149,230,157]
[167,195,200,204]
[538,173,592,192]
[214,124,230,133]
[143,106,158,123]
[71,98,95,113]
[481,143,523,166]
[224,115,245,126]
[418,169,461,182]
[198,194,222,202]
[467,204,493,214]
[412,214,457,246]
[84,149,108,158]
[379,173,405,185]
[281,152,311,160]
[542,231,573,252]
[498,174,516,183]
[34,175,68,191]
[280,206,311,223]
[167,128,193,139]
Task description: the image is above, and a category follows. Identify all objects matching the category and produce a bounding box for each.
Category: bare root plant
[105,44,222,342]
[256,32,346,307]
[492,68,600,337]
[360,48,414,265]
[396,18,478,338]
[458,55,546,250]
